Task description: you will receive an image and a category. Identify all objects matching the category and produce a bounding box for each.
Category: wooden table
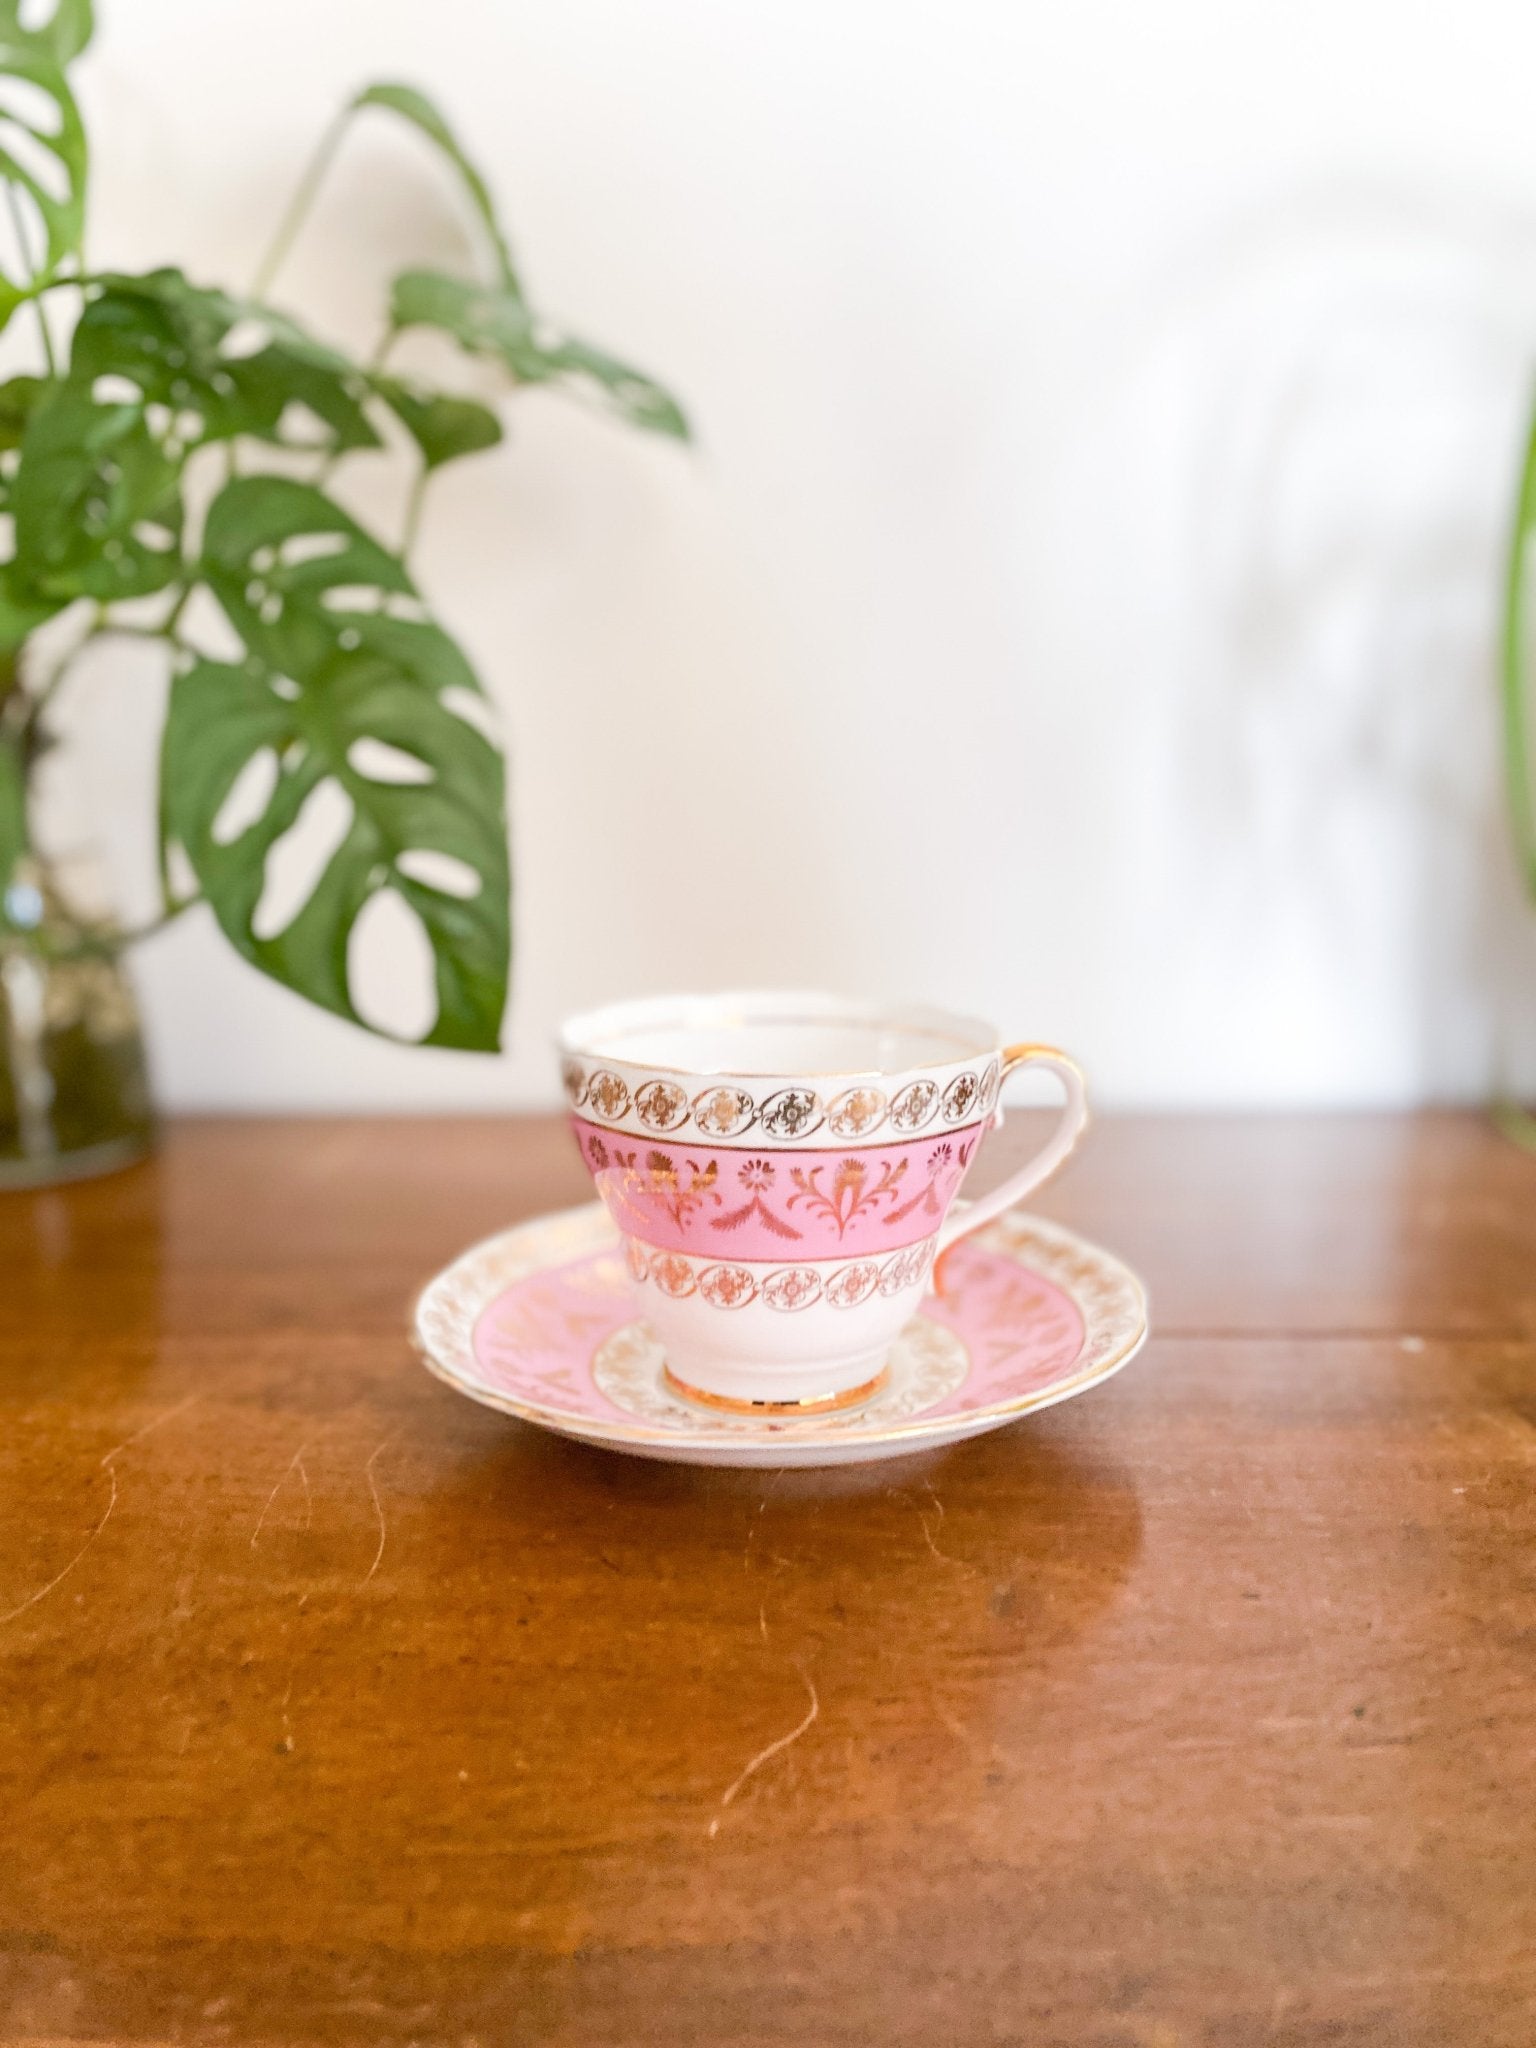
[2,1114,1533,2046]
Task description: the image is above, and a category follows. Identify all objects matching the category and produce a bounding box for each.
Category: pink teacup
[558,992,1088,1411]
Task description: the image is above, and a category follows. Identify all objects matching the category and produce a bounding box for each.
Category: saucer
[414,1203,1149,1468]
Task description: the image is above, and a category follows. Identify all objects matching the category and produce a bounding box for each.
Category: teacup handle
[933,1044,1088,1279]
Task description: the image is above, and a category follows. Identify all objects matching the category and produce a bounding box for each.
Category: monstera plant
[0,2,686,1179]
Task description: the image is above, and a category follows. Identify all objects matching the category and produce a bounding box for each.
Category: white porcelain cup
[558,992,1087,1411]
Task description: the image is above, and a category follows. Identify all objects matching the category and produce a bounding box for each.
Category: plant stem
[399,466,429,565]
[1501,397,1536,901]
[21,586,195,751]
[251,106,353,300]
[32,287,56,379]
[4,185,58,378]
[315,327,399,489]
[97,621,194,663]
[161,580,197,639]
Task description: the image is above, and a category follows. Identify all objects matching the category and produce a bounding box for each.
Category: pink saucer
[415,1203,1148,1467]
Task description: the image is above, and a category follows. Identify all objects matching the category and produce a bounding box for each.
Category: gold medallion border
[564,1057,1003,1145]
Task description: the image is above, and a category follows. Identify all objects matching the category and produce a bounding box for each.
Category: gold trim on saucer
[413,1200,1149,1458]
[661,1363,890,1416]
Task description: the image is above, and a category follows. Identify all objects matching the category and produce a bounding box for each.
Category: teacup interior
[563,993,995,1078]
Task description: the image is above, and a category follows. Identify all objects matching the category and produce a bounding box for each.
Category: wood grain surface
[1,1113,1533,2047]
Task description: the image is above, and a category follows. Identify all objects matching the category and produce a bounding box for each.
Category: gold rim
[558,996,998,1081]
[661,1362,891,1416]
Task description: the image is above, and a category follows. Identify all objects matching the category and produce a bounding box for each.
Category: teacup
[558,992,1087,1412]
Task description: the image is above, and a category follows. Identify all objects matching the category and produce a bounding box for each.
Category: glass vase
[0,855,154,1185]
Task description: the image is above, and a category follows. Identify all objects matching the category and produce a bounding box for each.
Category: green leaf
[228,339,381,452]
[201,474,413,680]
[0,557,61,644]
[72,269,381,452]
[12,391,181,600]
[0,372,43,449]
[372,374,501,470]
[0,0,92,61]
[351,81,519,292]
[176,475,509,1045]
[533,331,690,439]
[0,372,45,514]
[69,271,244,425]
[390,268,689,440]
[160,639,510,1050]
[0,44,86,318]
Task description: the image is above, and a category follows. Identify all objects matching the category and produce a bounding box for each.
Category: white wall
[36,0,1536,1108]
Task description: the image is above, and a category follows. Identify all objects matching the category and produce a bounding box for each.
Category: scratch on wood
[251,1440,313,1548]
[918,1482,970,1570]
[743,1467,786,1574]
[707,1661,819,1838]
[102,1392,201,1468]
[743,1499,767,1574]
[361,1432,399,1586]
[0,1391,199,1630]
[0,1464,117,1628]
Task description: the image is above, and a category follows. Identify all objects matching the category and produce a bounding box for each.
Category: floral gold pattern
[885,1136,975,1227]
[625,1240,936,1312]
[823,1260,880,1308]
[759,1087,823,1141]
[692,1084,756,1137]
[786,1155,909,1237]
[586,1070,630,1122]
[648,1252,696,1298]
[761,1266,823,1311]
[828,1086,887,1137]
[696,1263,757,1309]
[710,1157,803,1240]
[879,1241,934,1294]
[634,1078,689,1131]
[941,1071,979,1123]
[564,1059,1004,1144]
[578,1118,987,1258]
[636,1149,719,1228]
[889,1079,939,1132]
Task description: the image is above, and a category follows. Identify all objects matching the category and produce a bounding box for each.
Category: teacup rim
[558,988,999,1082]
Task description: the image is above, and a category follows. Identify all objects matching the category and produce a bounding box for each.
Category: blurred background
[38,0,1536,1109]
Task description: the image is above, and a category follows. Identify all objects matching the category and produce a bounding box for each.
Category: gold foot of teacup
[662,1363,891,1416]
